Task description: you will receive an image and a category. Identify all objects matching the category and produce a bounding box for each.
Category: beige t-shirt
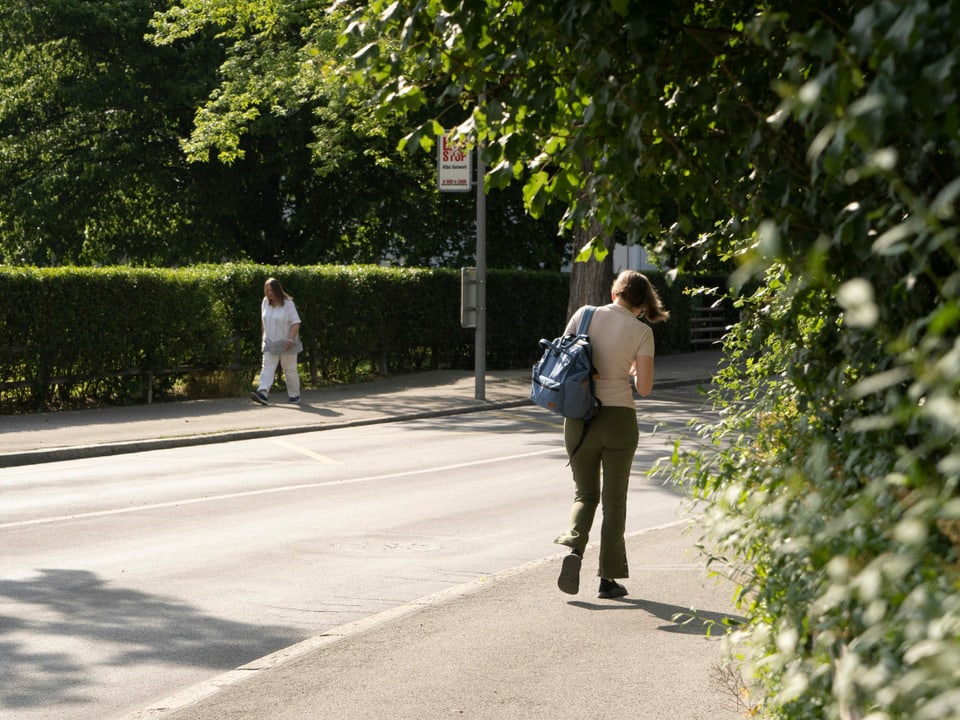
[565,303,655,408]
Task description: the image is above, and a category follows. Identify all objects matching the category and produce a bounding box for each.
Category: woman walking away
[251,277,303,405]
[555,270,670,599]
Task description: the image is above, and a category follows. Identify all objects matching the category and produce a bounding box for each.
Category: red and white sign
[437,133,472,192]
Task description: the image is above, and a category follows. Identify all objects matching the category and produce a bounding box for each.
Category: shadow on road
[0,568,299,712]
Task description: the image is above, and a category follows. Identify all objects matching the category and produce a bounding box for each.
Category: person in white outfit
[251,277,302,405]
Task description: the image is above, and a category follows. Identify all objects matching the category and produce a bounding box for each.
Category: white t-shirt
[565,303,654,408]
[261,296,301,344]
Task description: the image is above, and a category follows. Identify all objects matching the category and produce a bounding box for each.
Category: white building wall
[612,243,658,272]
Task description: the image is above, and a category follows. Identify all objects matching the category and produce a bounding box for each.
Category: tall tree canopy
[0,0,231,264]
[148,1,960,717]
[0,0,566,267]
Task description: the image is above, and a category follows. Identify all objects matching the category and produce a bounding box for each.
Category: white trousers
[257,352,301,398]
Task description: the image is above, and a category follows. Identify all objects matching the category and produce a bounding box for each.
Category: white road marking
[270,437,343,464]
[0,449,557,530]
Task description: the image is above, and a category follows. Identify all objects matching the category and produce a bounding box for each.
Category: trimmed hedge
[0,264,730,409]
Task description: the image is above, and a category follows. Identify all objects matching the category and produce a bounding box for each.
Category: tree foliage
[333,1,778,257]
[0,0,566,268]
[0,0,235,264]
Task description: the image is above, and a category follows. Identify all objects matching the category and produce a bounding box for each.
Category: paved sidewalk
[136,522,746,720]
[0,351,723,467]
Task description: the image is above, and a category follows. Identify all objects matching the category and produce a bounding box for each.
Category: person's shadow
[274,401,341,417]
[569,596,744,636]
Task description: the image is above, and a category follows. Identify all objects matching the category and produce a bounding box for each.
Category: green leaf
[610,0,629,18]
[522,170,550,217]
[352,42,380,65]
[931,177,960,219]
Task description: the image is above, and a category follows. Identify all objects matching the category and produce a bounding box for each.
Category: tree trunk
[567,219,614,319]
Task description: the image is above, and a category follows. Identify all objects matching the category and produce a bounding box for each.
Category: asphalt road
[1,392,708,720]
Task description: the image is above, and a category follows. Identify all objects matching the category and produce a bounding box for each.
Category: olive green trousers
[555,406,639,579]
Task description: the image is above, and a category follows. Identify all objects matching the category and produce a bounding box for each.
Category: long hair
[264,277,292,307]
[611,270,670,323]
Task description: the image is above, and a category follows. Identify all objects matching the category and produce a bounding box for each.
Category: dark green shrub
[0,263,714,410]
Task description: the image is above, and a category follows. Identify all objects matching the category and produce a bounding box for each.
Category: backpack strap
[575,306,596,335]
[567,305,600,465]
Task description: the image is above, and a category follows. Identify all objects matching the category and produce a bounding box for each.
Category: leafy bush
[0,263,715,410]
[667,3,960,718]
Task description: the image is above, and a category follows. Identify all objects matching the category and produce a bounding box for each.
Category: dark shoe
[288,396,300,403]
[557,552,582,595]
[250,391,268,405]
[598,579,628,599]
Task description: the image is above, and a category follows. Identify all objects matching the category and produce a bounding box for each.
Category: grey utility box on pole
[460,267,477,328]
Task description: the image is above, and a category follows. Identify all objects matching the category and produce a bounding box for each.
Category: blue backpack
[530,306,600,422]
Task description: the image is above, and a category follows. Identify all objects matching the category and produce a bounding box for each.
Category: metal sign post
[440,124,486,401]
[474,138,486,401]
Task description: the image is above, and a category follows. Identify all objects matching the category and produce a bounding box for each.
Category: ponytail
[612,270,670,324]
